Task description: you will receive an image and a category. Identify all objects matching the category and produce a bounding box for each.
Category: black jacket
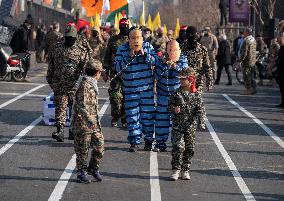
[276,46,284,78]
[219,0,228,12]
[9,25,30,53]
[216,39,231,66]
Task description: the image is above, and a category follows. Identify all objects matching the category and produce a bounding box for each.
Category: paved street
[0,63,283,201]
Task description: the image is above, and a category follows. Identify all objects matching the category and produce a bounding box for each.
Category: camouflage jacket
[44,30,63,54]
[103,34,129,76]
[168,87,206,130]
[46,41,88,93]
[89,35,106,62]
[77,33,94,59]
[183,43,214,91]
[240,35,257,67]
[71,76,101,133]
[151,36,167,54]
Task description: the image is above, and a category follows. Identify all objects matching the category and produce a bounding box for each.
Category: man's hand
[175,106,181,114]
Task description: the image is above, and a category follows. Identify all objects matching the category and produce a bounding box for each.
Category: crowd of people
[9,15,284,184]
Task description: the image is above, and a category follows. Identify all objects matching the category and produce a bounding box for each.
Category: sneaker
[144,141,153,151]
[129,144,139,152]
[170,169,180,181]
[181,171,191,180]
[52,125,64,142]
[77,171,91,184]
[111,121,118,127]
[121,123,127,128]
[87,167,103,182]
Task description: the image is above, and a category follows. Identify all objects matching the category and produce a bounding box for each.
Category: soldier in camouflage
[46,25,88,142]
[103,18,130,128]
[151,27,167,57]
[183,26,214,93]
[168,67,206,181]
[77,25,95,60]
[72,60,104,184]
[44,22,63,57]
[89,27,106,62]
[239,28,257,95]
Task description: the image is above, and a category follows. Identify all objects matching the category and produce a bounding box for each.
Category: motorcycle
[0,46,30,82]
[234,52,268,85]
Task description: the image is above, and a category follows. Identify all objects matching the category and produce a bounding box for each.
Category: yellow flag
[164,24,167,35]
[173,18,180,39]
[90,17,95,28]
[118,12,123,21]
[95,13,101,27]
[139,13,145,26]
[147,15,153,31]
[114,13,119,29]
[153,12,161,30]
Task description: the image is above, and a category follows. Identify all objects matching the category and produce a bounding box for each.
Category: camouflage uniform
[184,43,214,92]
[72,75,104,171]
[89,28,106,62]
[45,30,63,56]
[168,87,206,171]
[77,33,94,59]
[200,34,219,80]
[239,35,257,91]
[104,34,129,125]
[151,36,167,55]
[46,41,88,126]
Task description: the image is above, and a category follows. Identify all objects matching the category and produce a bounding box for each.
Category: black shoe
[111,120,118,127]
[144,141,153,151]
[153,147,167,152]
[129,144,139,152]
[87,166,103,182]
[214,81,219,85]
[77,171,91,184]
[68,130,74,140]
[52,125,64,142]
[226,82,232,85]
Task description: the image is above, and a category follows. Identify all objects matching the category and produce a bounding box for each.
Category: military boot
[52,124,64,142]
[87,166,103,182]
[77,171,91,184]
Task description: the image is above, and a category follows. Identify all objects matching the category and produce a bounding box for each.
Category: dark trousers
[275,76,284,104]
[220,11,228,26]
[215,65,232,84]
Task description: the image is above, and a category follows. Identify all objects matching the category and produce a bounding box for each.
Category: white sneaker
[181,171,191,180]
[170,169,180,181]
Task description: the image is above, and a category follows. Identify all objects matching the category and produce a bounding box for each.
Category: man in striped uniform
[114,28,157,152]
[154,40,188,152]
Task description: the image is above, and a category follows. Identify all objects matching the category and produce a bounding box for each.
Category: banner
[229,0,250,23]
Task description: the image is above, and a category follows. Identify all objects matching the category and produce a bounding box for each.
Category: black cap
[186,26,197,35]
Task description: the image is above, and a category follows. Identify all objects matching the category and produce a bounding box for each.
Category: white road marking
[0,116,42,156]
[0,84,45,109]
[48,100,110,201]
[150,151,161,201]
[0,81,47,86]
[205,118,256,201]
[0,92,110,100]
[223,94,284,149]
[207,92,278,99]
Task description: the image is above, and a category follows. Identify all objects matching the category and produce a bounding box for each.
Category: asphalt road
[0,62,283,201]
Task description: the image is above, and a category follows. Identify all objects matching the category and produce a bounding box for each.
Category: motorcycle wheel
[11,65,28,82]
[236,67,245,85]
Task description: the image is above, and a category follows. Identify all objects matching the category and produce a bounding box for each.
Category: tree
[249,0,277,25]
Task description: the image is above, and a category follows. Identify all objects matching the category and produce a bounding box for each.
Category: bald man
[154,40,188,152]
[114,28,158,152]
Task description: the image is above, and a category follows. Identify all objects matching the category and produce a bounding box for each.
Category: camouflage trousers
[53,90,74,126]
[208,51,217,80]
[171,121,197,171]
[242,65,256,89]
[108,78,126,124]
[74,131,104,171]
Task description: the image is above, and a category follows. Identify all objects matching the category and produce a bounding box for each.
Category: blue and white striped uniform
[114,42,158,145]
[154,55,188,149]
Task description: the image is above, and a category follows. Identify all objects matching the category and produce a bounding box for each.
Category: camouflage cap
[65,25,77,37]
[86,59,104,71]
[178,67,195,78]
